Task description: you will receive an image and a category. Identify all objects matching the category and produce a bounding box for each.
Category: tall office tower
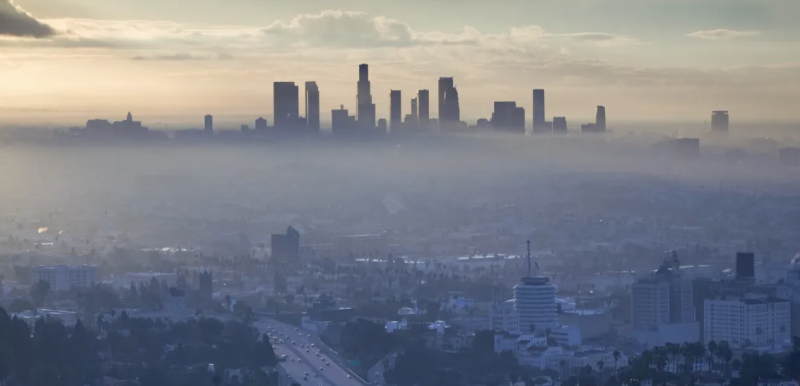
[418,90,430,125]
[438,77,455,128]
[513,107,525,133]
[357,64,376,130]
[204,114,213,132]
[411,97,418,120]
[631,251,695,331]
[492,102,517,131]
[390,90,402,131]
[442,85,460,127]
[331,105,351,135]
[377,118,388,134]
[532,89,546,132]
[711,111,729,133]
[255,117,267,131]
[273,82,299,128]
[595,106,607,131]
[735,252,755,280]
[552,117,567,132]
[305,81,320,132]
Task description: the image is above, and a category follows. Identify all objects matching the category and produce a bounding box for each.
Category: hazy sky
[1,0,799,127]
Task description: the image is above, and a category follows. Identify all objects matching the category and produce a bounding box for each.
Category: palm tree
[613,350,621,377]
[707,340,718,371]
[597,360,605,385]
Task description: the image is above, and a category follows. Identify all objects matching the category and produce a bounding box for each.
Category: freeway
[255,319,365,386]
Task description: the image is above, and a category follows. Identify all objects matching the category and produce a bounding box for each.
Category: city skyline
[1,0,800,126]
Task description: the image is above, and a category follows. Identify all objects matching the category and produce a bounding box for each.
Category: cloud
[0,0,55,37]
[131,52,233,61]
[687,29,760,40]
[261,10,415,48]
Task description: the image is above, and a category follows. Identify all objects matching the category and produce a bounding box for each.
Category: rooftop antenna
[526,240,532,277]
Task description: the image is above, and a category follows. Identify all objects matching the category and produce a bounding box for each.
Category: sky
[1,0,800,127]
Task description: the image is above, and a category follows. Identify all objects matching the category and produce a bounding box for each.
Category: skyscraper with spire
[357,64,376,131]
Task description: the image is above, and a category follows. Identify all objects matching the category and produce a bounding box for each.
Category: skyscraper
[305,81,320,132]
[552,117,567,132]
[711,111,729,133]
[442,85,460,128]
[204,114,213,132]
[255,117,267,131]
[390,90,402,131]
[357,64,376,131]
[595,106,606,131]
[438,77,455,128]
[273,82,299,128]
[532,89,546,132]
[411,97,418,120]
[418,90,430,126]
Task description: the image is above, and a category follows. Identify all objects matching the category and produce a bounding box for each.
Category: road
[254,319,365,386]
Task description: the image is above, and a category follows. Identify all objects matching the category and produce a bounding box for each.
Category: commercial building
[33,265,97,292]
[357,64,376,131]
[337,233,389,259]
[305,81,320,132]
[418,90,430,126]
[332,106,356,135]
[552,117,567,132]
[654,138,701,157]
[271,226,301,266]
[255,117,268,131]
[390,90,402,132]
[704,295,790,348]
[711,111,729,133]
[490,299,520,332]
[204,114,213,132]
[273,82,300,128]
[514,276,558,333]
[532,89,547,132]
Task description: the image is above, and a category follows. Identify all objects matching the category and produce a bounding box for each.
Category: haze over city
[3,2,800,386]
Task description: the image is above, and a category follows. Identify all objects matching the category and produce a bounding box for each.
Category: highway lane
[255,319,365,386]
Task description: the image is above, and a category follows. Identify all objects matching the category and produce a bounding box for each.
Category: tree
[30,280,50,309]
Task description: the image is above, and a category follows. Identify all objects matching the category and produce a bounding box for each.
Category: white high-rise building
[490,299,520,332]
[33,265,97,292]
[704,296,791,348]
[514,276,557,333]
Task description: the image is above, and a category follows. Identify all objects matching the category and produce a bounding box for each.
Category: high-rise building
[631,251,695,331]
[390,90,402,131]
[273,82,299,128]
[332,105,355,135]
[418,90,429,125]
[411,97,418,120]
[255,117,268,131]
[438,77,455,128]
[553,117,567,132]
[377,118,388,134]
[357,64,375,131]
[595,106,606,131]
[736,252,755,280]
[204,114,213,132]
[305,81,320,132]
[271,226,300,267]
[532,89,546,132]
[711,111,729,133]
[491,102,525,133]
[441,84,460,128]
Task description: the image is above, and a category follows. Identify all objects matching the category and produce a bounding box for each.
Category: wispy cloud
[687,29,760,40]
[0,0,55,37]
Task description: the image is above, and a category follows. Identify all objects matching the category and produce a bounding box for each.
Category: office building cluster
[630,251,794,351]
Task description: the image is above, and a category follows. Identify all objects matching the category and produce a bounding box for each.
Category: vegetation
[0,306,277,386]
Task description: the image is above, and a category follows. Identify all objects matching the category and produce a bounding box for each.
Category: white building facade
[33,265,97,292]
[704,296,790,348]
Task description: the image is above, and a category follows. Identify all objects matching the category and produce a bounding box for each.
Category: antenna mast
[526,240,531,277]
